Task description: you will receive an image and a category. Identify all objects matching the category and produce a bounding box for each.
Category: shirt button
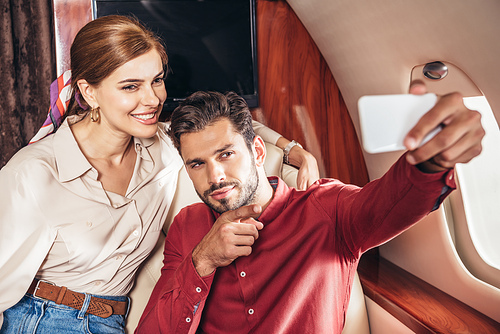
[186,317,191,323]
[240,271,246,277]
[196,287,202,293]
[133,230,139,237]
[86,221,92,227]
[248,309,254,315]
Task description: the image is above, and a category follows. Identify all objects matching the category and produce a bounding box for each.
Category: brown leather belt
[27,280,128,318]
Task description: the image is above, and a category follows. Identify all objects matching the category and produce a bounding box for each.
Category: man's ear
[253,135,266,167]
[77,79,98,108]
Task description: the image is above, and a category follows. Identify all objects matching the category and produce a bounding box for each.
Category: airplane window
[445,95,500,288]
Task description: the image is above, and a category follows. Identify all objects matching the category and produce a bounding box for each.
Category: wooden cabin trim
[358,249,500,333]
[254,0,369,185]
[52,0,92,76]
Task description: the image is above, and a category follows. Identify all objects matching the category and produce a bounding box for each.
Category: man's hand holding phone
[404,81,485,172]
[358,80,485,173]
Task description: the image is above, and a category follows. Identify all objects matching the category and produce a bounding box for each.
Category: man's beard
[196,163,259,214]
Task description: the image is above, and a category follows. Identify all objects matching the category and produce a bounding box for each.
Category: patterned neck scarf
[29,70,72,144]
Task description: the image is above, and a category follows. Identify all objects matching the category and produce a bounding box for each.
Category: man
[136,86,484,333]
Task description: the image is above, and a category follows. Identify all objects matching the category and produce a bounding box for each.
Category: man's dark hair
[168,91,255,154]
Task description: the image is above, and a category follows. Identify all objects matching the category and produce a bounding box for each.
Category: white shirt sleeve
[252,120,282,146]
[0,165,56,321]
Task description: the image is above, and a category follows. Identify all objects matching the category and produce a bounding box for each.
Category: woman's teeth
[132,113,155,120]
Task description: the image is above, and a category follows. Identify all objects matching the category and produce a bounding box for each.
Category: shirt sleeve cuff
[175,254,215,305]
[405,157,456,191]
[403,155,456,211]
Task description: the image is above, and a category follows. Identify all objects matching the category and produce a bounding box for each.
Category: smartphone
[358,93,440,154]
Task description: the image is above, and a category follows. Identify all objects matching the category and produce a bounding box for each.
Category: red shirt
[136,155,455,333]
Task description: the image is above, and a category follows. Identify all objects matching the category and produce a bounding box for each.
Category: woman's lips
[131,111,158,125]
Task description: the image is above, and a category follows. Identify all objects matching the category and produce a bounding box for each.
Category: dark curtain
[0,0,55,167]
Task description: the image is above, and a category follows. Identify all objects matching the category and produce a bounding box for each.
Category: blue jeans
[1,293,129,334]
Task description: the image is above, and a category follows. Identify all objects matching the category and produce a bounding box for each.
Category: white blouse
[0,119,281,327]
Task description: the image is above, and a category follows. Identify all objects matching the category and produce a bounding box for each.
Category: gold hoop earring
[90,107,100,123]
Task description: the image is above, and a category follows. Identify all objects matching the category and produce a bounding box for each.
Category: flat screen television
[94,0,259,118]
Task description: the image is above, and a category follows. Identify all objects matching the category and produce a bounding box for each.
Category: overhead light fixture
[423,61,448,80]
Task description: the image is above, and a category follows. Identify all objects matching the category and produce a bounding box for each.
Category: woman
[0,15,318,333]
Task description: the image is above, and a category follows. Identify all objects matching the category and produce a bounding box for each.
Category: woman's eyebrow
[118,71,165,84]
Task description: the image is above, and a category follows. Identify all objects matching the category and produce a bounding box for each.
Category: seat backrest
[126,142,369,333]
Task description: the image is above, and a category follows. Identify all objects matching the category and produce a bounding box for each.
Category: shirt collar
[134,135,155,151]
[133,136,155,171]
[53,119,93,182]
[257,177,292,224]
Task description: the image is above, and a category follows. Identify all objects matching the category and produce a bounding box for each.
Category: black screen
[94,0,259,117]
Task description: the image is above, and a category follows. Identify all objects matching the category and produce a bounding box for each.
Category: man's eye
[221,152,233,158]
[190,162,203,169]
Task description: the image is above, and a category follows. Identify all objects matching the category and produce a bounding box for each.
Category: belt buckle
[33,279,55,300]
